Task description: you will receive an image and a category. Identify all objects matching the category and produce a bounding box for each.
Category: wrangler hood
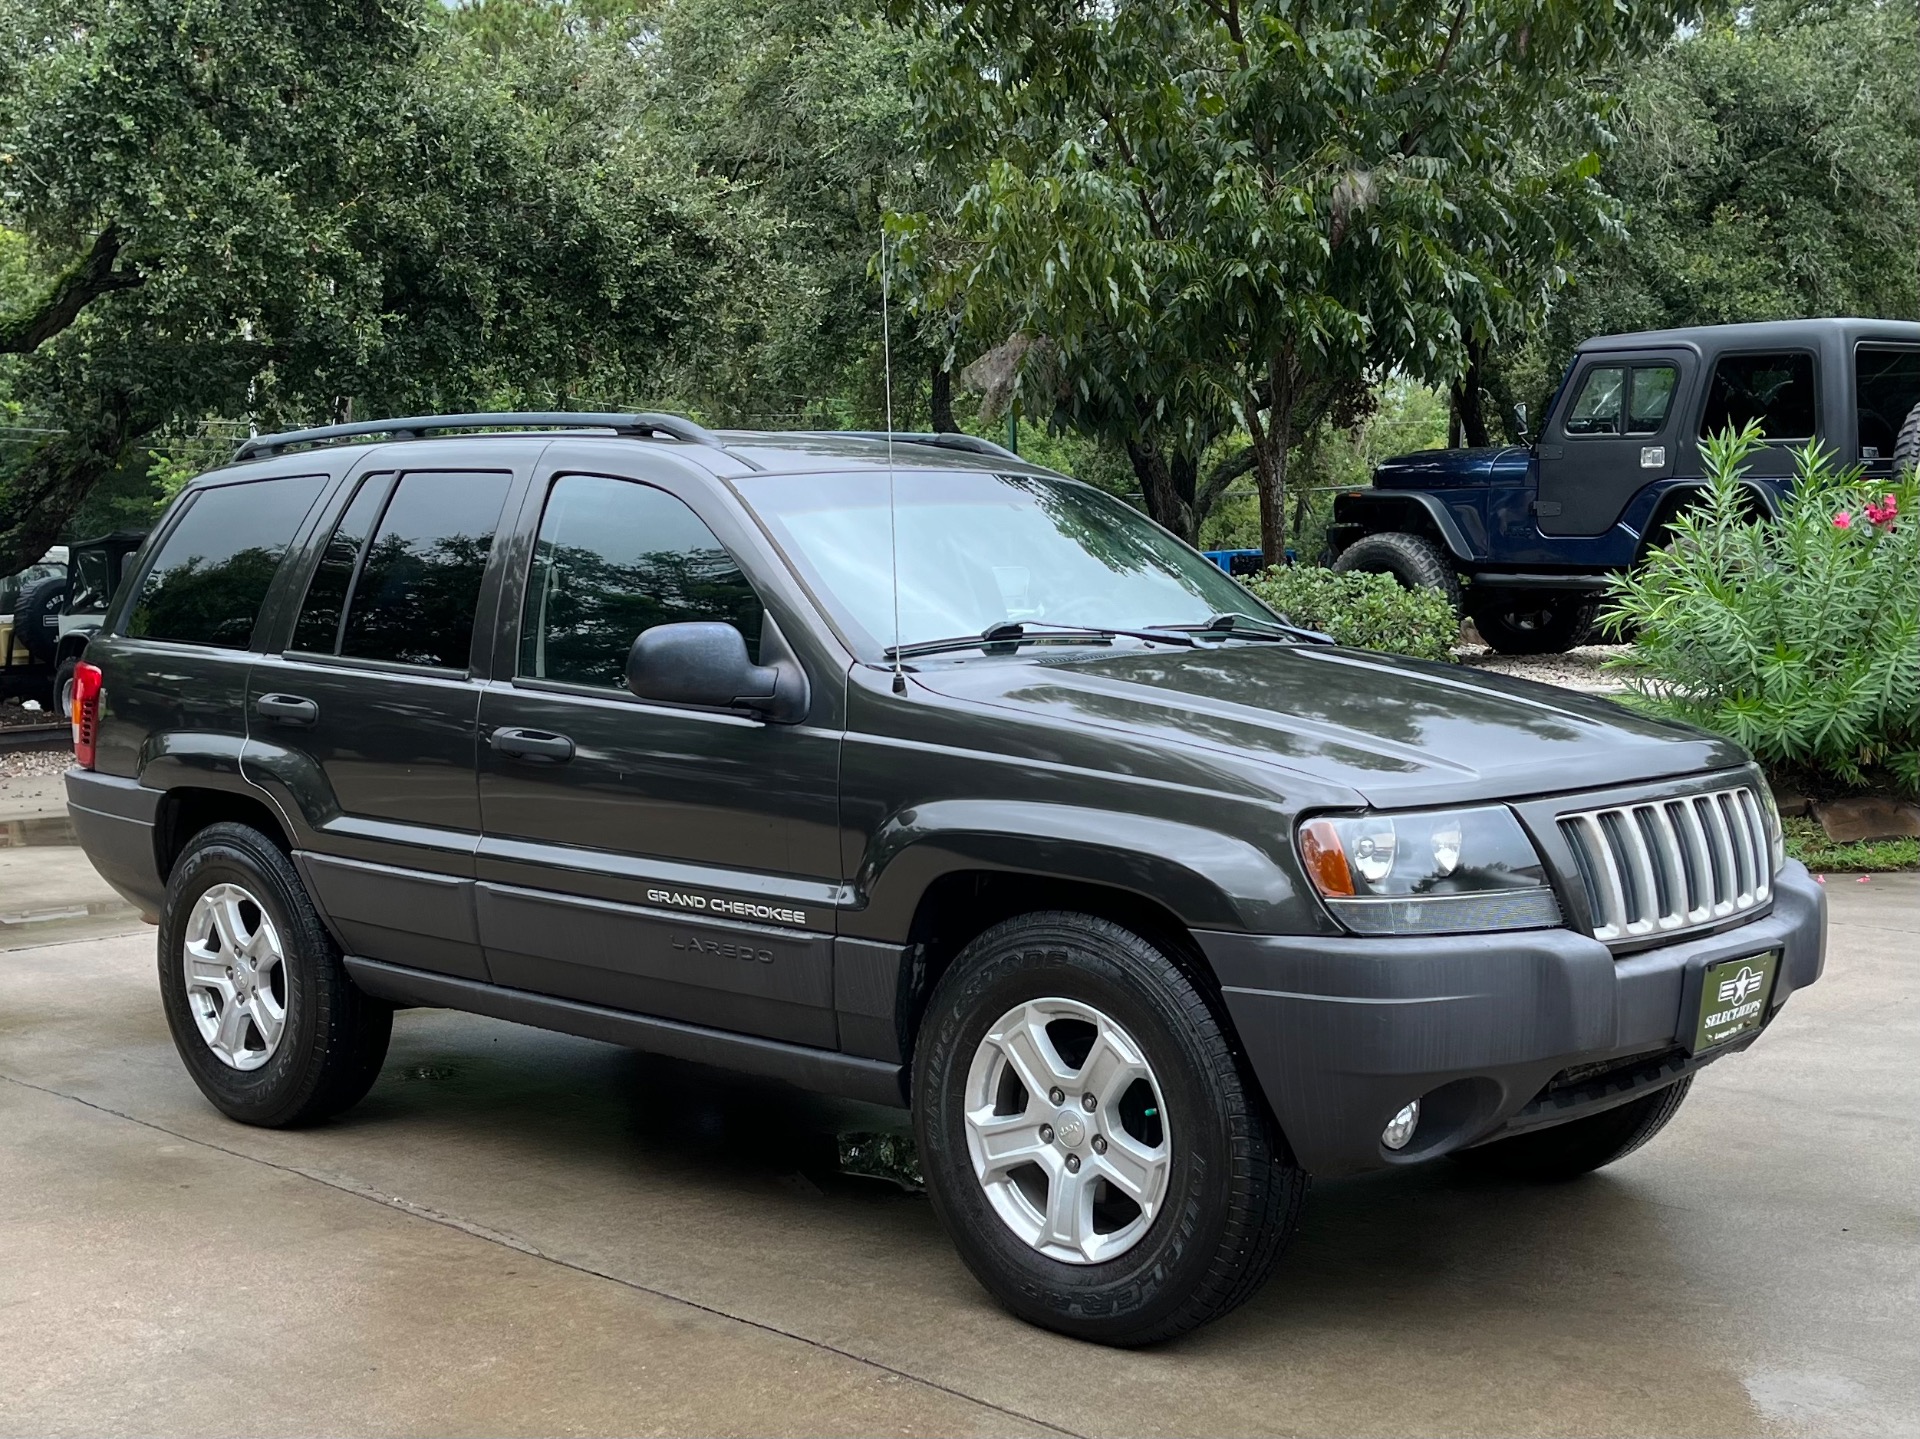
[910,643,1745,809]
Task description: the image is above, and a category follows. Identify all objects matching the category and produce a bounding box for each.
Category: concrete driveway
[2,796,1915,1436]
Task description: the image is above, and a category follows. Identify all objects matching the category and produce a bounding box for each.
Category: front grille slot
[1559,784,1771,941]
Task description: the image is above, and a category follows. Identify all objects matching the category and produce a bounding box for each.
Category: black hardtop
[1579,316,1920,355]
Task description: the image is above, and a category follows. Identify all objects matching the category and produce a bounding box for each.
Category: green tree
[0,0,721,574]
[896,0,1693,556]
[1490,0,1920,425]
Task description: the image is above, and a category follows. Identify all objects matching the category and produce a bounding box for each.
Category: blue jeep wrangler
[1329,318,1920,653]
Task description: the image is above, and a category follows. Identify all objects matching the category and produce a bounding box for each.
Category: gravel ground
[1454,642,1632,694]
[0,744,68,784]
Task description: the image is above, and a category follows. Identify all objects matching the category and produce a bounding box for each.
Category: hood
[1372,445,1527,489]
[910,644,1745,809]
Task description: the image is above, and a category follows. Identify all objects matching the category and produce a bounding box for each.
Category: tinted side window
[1565,366,1625,435]
[520,474,763,690]
[291,474,395,653]
[1627,365,1678,434]
[1854,346,1920,459]
[126,476,327,647]
[1700,353,1817,441]
[339,471,511,670]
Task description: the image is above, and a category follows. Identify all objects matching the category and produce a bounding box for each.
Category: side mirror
[625,621,808,723]
[1513,402,1530,443]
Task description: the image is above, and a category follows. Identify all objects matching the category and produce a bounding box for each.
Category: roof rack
[231,411,724,463]
[824,431,1022,461]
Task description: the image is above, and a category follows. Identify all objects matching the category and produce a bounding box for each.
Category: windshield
[735,469,1275,657]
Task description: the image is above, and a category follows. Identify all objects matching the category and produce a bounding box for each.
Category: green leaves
[897,0,1691,552]
[0,0,727,571]
[1243,563,1459,663]
[1603,428,1920,794]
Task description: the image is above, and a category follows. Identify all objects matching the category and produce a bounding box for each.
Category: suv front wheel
[159,822,392,1127]
[912,912,1307,1345]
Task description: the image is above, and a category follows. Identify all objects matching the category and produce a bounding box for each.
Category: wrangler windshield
[735,469,1273,658]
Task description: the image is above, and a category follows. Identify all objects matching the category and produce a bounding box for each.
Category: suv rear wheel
[159,822,392,1127]
[1330,531,1463,615]
[1468,589,1596,654]
[912,912,1307,1345]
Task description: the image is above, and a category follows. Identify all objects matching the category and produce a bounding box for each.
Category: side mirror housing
[624,621,808,723]
[1513,402,1531,444]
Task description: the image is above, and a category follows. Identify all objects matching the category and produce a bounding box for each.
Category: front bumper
[1201,860,1826,1177]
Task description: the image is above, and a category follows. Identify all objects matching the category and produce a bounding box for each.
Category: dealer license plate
[1692,951,1779,1052]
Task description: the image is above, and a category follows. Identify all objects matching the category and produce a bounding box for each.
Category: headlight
[1757,784,1786,874]
[1298,805,1561,935]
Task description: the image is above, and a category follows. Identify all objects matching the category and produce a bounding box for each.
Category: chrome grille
[1558,785,1772,941]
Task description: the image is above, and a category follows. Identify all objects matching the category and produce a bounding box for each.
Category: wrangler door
[474,463,843,1046]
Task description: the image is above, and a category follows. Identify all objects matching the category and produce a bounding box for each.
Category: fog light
[1382,1100,1420,1151]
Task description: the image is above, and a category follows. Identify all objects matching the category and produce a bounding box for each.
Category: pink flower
[1832,510,1853,529]
[1864,494,1899,526]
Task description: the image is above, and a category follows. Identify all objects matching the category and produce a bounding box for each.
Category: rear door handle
[255,693,318,726]
[490,726,574,762]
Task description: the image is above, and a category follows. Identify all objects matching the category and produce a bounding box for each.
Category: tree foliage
[0,0,723,573]
[893,0,1695,553]
[1488,0,1920,426]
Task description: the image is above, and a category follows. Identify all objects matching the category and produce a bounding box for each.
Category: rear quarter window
[126,475,327,647]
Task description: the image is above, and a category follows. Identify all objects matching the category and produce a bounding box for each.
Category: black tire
[13,573,66,665]
[1452,1077,1693,1182]
[1468,588,1596,655]
[1331,531,1463,616]
[1895,399,1920,478]
[912,912,1308,1346]
[158,822,392,1127]
[54,655,79,721]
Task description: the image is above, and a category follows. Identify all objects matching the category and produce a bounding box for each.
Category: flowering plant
[1603,425,1920,794]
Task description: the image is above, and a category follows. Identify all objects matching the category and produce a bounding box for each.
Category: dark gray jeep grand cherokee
[65,412,1826,1345]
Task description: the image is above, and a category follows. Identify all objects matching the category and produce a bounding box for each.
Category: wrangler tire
[1331,531,1464,616]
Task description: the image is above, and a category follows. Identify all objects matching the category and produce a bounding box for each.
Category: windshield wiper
[1150,612,1334,645]
[883,620,1197,661]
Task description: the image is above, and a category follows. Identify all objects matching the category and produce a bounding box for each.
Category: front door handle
[255,693,318,726]
[490,726,575,762]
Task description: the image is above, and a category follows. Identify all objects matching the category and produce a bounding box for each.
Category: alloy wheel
[962,996,1172,1264]
[182,882,289,1071]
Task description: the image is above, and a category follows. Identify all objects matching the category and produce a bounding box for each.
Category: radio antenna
[880,220,906,695]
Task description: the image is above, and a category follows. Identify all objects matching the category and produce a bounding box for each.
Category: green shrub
[1243,565,1459,663]
[1602,425,1920,794]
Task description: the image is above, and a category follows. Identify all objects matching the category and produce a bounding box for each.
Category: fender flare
[848,799,1314,942]
[1332,490,1477,562]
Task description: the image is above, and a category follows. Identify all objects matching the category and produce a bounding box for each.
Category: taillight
[71,660,104,769]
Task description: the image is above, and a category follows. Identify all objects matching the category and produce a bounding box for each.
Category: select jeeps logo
[1717,965,1767,1006]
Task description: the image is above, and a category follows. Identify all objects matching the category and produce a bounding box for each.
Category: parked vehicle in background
[1330,318,1920,653]
[66,413,1825,1345]
[2,532,147,713]
[1,547,67,706]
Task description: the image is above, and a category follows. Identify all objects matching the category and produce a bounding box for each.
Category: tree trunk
[0,397,151,575]
[930,363,958,433]
[1450,338,1490,448]
[1125,439,1196,541]
[1247,355,1297,566]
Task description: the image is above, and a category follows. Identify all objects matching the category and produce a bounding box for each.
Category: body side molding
[342,957,906,1107]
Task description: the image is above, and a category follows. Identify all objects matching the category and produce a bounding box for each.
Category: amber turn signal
[1298,818,1355,897]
